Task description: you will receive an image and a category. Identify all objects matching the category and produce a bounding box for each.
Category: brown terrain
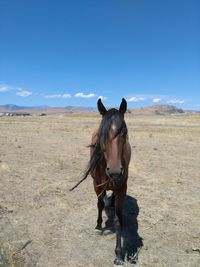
[0,107,200,267]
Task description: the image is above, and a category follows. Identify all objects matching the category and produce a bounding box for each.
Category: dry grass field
[0,112,200,267]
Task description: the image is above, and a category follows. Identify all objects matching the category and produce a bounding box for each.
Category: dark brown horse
[70,98,131,265]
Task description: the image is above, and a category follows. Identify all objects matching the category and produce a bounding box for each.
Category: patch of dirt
[0,113,200,266]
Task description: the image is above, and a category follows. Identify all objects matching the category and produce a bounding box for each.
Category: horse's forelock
[99,109,127,146]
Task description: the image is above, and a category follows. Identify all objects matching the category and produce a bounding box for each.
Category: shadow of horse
[104,195,143,264]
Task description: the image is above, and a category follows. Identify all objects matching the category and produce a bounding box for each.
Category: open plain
[0,112,200,267]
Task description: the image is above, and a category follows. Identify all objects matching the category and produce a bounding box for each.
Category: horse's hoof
[114,258,124,265]
[94,226,102,234]
[103,228,113,236]
[128,258,136,264]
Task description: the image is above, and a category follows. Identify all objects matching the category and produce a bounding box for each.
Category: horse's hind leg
[95,191,106,231]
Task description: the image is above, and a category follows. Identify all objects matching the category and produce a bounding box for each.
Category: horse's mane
[69,109,127,191]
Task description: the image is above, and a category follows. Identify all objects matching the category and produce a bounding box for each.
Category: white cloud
[152,98,161,103]
[45,93,71,99]
[75,92,96,98]
[168,98,185,104]
[127,97,146,102]
[0,83,33,97]
[62,94,71,98]
[98,95,107,100]
[0,85,10,92]
[16,89,32,97]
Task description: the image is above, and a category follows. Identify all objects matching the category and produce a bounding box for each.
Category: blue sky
[0,0,199,109]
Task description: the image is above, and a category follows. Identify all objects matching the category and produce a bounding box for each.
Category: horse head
[97,98,127,182]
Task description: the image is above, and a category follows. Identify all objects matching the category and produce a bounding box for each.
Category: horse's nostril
[106,167,123,181]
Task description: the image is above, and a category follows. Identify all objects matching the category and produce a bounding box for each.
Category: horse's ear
[119,98,127,114]
[97,98,107,116]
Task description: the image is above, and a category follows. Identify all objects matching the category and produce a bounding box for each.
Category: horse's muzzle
[106,167,124,182]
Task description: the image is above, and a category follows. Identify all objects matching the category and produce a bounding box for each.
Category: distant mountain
[0,104,96,112]
[0,104,97,115]
[0,104,199,115]
[128,105,185,115]
[0,104,28,110]
[0,104,49,111]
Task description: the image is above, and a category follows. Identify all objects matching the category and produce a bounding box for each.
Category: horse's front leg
[114,187,126,265]
[95,192,106,231]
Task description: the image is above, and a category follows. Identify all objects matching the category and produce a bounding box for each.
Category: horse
[70,98,131,265]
